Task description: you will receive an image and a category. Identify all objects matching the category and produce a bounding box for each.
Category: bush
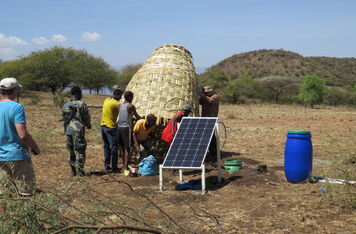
[324,87,356,106]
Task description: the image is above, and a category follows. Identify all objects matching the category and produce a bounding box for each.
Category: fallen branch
[52,224,161,234]
[102,174,194,233]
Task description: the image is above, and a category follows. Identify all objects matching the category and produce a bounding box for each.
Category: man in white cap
[0,77,40,196]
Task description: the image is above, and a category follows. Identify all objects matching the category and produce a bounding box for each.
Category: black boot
[70,166,77,176]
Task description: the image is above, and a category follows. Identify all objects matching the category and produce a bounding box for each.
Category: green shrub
[324,87,356,106]
[53,91,70,108]
[299,74,325,108]
[29,95,42,105]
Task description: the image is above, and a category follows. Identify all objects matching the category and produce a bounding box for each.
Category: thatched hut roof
[126,44,198,123]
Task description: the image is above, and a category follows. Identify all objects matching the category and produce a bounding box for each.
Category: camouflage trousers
[66,135,87,169]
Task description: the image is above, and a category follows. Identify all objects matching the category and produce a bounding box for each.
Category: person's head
[146,114,157,128]
[112,88,123,100]
[182,104,192,116]
[123,91,134,102]
[203,86,214,97]
[0,77,22,99]
[71,86,82,100]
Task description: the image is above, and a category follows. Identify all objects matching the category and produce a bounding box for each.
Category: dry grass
[13,91,356,233]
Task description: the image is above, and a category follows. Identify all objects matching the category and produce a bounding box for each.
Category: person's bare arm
[201,94,219,104]
[171,113,183,137]
[116,103,121,124]
[128,104,141,120]
[132,132,141,152]
[15,123,41,155]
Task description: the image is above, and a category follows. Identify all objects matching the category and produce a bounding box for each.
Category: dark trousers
[209,134,217,155]
[206,134,217,162]
[101,126,119,169]
[137,140,155,162]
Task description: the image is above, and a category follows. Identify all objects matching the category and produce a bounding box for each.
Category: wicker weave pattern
[126,44,198,122]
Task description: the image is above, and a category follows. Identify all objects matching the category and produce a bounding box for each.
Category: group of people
[100,89,156,175]
[0,76,219,196]
[62,87,159,177]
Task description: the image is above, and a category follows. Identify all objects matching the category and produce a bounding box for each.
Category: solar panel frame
[162,117,218,169]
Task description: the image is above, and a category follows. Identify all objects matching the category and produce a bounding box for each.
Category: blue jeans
[101,126,119,169]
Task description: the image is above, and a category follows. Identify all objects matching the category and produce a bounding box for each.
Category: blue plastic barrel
[284,130,313,183]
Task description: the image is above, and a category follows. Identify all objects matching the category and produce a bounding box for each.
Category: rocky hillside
[206,49,356,87]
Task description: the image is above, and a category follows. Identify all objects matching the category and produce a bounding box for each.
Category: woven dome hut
[126,44,199,124]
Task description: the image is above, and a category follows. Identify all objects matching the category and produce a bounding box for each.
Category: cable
[218,121,227,150]
[163,97,189,112]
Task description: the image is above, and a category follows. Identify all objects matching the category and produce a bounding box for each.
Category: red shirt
[161,111,184,143]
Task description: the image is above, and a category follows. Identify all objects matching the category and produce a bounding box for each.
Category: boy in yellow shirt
[132,114,157,162]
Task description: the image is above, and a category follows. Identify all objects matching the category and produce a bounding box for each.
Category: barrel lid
[287,130,311,134]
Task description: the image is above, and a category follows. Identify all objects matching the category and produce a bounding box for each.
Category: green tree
[115,64,142,90]
[198,71,231,93]
[198,71,262,103]
[1,47,116,95]
[0,60,26,79]
[20,47,83,94]
[258,76,300,103]
[74,55,117,93]
[299,74,325,108]
[221,72,262,103]
[234,73,259,100]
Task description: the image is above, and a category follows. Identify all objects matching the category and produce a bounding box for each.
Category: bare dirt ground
[22,92,355,233]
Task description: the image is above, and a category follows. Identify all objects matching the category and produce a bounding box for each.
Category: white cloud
[33,36,50,45]
[0,47,16,56]
[81,32,101,41]
[0,33,28,46]
[52,34,67,42]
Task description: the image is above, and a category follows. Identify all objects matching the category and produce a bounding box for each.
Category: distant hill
[206,49,356,87]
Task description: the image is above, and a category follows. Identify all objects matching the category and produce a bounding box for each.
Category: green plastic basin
[225,165,242,173]
[225,159,242,166]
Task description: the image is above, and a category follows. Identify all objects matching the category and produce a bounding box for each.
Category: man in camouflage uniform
[62,86,91,176]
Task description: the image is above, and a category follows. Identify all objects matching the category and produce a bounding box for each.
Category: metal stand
[201,164,206,194]
[159,119,222,195]
[179,169,183,183]
[159,164,163,192]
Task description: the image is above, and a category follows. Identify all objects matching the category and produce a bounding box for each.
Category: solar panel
[162,117,218,168]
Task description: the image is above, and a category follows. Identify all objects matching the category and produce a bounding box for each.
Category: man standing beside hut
[199,86,219,157]
[101,88,123,172]
[199,86,219,118]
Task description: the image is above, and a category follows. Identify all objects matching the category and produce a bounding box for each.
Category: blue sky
[1,0,355,70]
